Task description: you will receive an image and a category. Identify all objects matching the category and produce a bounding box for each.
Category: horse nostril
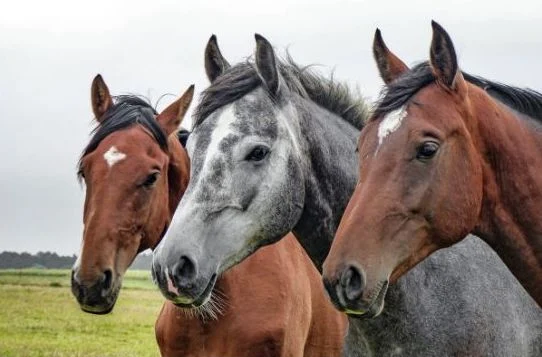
[340,265,365,302]
[102,269,113,291]
[173,255,197,288]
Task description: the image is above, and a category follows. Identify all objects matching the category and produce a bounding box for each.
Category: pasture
[0,269,163,357]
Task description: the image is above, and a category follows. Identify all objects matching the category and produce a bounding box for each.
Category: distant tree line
[0,251,76,269]
[0,251,153,270]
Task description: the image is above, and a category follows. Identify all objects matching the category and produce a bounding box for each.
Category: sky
[1,0,541,255]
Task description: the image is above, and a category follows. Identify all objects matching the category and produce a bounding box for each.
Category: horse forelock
[78,95,168,179]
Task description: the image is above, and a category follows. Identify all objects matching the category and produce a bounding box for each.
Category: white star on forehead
[103,146,127,167]
[376,107,407,151]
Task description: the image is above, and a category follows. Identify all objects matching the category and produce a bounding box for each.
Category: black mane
[78,95,167,177]
[373,61,542,121]
[193,56,369,129]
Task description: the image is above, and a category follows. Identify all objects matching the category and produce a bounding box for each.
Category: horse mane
[373,61,542,121]
[462,73,542,120]
[193,55,369,130]
[77,95,167,179]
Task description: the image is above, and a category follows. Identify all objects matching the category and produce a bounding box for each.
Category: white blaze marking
[103,146,126,167]
[167,104,239,242]
[185,104,237,191]
[377,107,407,150]
[203,105,237,167]
[276,102,302,157]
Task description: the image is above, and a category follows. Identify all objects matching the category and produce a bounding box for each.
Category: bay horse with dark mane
[153,34,542,356]
[71,73,346,355]
[323,21,542,312]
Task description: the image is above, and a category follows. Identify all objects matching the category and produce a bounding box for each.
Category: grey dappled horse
[153,35,542,356]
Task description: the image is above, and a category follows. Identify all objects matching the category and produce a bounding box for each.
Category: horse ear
[205,35,230,83]
[373,29,409,84]
[91,74,113,122]
[254,34,279,96]
[429,21,460,89]
[156,85,195,136]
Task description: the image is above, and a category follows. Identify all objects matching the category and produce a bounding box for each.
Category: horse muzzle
[323,263,388,318]
[71,268,120,314]
[152,255,217,308]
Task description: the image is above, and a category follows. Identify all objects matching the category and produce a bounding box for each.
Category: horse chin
[78,284,121,315]
[345,280,389,319]
[171,273,218,308]
[80,302,116,315]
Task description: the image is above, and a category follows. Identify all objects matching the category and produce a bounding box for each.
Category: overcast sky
[1,0,541,255]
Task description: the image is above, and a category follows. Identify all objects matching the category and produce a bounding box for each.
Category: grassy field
[0,269,164,357]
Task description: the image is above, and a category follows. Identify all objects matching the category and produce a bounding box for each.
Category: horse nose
[71,268,113,299]
[172,255,197,289]
[340,264,365,302]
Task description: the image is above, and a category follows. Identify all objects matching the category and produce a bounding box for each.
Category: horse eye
[142,172,160,188]
[245,146,270,162]
[416,141,439,160]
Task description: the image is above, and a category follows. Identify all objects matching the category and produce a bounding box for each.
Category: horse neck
[472,90,542,304]
[291,98,360,270]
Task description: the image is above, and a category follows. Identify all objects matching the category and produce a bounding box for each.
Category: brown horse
[323,21,542,314]
[71,75,192,313]
[72,75,346,356]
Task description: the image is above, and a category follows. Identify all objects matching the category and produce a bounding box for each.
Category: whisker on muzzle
[180,287,229,322]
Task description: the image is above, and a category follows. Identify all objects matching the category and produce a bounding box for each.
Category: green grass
[0,269,163,356]
[0,269,154,290]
